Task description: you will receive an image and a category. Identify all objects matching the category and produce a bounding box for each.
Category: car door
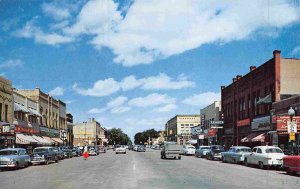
[18,150,25,167]
[248,147,257,164]
[254,148,263,165]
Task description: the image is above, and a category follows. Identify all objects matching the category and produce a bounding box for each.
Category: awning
[31,135,51,145]
[187,139,197,144]
[252,133,267,142]
[16,133,38,144]
[51,138,63,144]
[14,103,30,113]
[42,136,56,144]
[256,94,272,105]
[28,108,41,117]
[241,132,265,143]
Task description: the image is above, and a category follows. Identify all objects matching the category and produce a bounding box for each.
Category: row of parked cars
[0,146,84,171]
[192,145,300,176]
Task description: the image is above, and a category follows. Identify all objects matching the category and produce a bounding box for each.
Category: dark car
[72,147,82,157]
[53,147,64,160]
[206,145,226,160]
[31,147,59,165]
[61,146,73,158]
[97,145,106,153]
[137,145,146,152]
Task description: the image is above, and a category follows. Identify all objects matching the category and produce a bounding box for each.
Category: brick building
[221,50,300,148]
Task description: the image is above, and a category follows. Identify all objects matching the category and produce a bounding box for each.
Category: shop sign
[15,125,39,134]
[207,128,217,137]
[276,116,300,131]
[198,135,204,139]
[251,116,271,131]
[210,120,224,125]
[237,118,250,127]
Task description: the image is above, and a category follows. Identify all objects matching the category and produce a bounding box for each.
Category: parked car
[31,147,58,165]
[283,155,300,175]
[61,146,73,158]
[244,146,286,169]
[182,145,196,155]
[161,142,182,160]
[195,146,210,158]
[53,147,64,160]
[97,145,106,153]
[221,146,251,164]
[0,148,31,170]
[137,145,146,152]
[133,145,138,151]
[72,147,81,157]
[88,147,99,156]
[115,145,126,154]
[206,145,225,160]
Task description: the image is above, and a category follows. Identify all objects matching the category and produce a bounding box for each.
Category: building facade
[165,115,200,145]
[199,101,222,145]
[73,118,107,147]
[66,113,74,147]
[221,50,300,148]
[0,76,14,149]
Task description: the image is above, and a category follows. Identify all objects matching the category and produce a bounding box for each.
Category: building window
[0,103,2,121]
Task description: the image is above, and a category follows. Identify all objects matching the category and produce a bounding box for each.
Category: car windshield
[265,148,283,153]
[236,148,251,153]
[187,146,195,149]
[33,148,48,153]
[201,147,210,150]
[0,150,18,155]
[212,146,224,150]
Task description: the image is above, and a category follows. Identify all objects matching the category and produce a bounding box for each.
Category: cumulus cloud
[0,59,24,69]
[110,106,131,114]
[182,92,221,107]
[73,73,194,97]
[88,96,129,114]
[154,104,177,113]
[107,96,128,108]
[128,93,176,108]
[42,2,71,20]
[72,78,120,97]
[48,86,64,96]
[14,19,73,45]
[88,108,106,114]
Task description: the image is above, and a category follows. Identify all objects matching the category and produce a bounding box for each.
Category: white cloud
[0,59,24,69]
[154,104,177,113]
[110,106,131,114]
[128,93,176,108]
[49,86,64,96]
[291,46,300,55]
[120,75,143,91]
[42,2,71,20]
[88,108,106,114]
[72,78,120,97]
[107,96,128,108]
[64,100,74,104]
[14,20,73,45]
[182,92,221,107]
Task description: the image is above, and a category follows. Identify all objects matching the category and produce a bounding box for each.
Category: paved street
[0,149,299,189]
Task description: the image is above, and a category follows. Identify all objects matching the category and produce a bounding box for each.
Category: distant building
[165,115,200,145]
[73,118,107,146]
[221,50,300,147]
[66,113,74,147]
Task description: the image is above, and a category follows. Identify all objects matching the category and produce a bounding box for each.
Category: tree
[107,128,131,145]
[134,129,160,144]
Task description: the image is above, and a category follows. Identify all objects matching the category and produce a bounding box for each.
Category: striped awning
[28,108,41,117]
[14,103,30,113]
[16,133,38,144]
[42,136,56,144]
[51,138,63,144]
[32,135,51,145]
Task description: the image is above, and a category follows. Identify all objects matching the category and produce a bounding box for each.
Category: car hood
[0,155,18,161]
[32,152,47,156]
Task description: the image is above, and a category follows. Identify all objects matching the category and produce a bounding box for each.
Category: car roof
[0,148,24,151]
[231,146,251,149]
[253,146,280,149]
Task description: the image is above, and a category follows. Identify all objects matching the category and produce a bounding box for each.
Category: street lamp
[288,107,296,155]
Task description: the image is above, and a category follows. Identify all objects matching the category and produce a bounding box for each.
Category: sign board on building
[210,120,224,125]
[287,121,297,133]
[2,125,10,133]
[211,126,223,129]
[276,116,300,131]
[251,116,271,131]
[237,118,251,127]
[198,135,204,139]
[207,128,217,137]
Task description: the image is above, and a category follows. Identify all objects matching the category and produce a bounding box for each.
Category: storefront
[203,128,217,145]
[0,122,15,149]
[236,118,251,146]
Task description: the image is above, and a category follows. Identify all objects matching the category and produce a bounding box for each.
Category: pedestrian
[83,145,89,160]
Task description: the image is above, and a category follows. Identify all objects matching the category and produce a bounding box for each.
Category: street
[0,149,299,189]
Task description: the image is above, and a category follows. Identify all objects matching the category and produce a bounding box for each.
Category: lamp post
[288,107,296,155]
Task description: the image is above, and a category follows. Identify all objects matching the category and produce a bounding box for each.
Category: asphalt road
[0,149,299,189]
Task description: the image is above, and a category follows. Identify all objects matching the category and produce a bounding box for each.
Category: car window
[257,148,262,154]
[252,148,257,153]
[235,149,240,153]
[265,148,283,153]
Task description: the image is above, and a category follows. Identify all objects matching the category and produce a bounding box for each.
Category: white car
[182,145,196,155]
[115,145,126,154]
[244,146,286,169]
[195,146,210,158]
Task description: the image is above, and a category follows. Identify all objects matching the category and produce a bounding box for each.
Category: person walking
[83,145,89,160]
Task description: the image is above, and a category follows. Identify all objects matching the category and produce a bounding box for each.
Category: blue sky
[1,0,300,139]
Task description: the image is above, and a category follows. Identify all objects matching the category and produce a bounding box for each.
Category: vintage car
[0,148,31,170]
[283,155,300,175]
[115,145,126,154]
[137,145,146,152]
[88,147,99,156]
[97,145,106,153]
[221,146,251,164]
[161,142,182,160]
[182,145,196,155]
[195,146,211,158]
[61,146,73,158]
[31,147,59,165]
[53,147,64,160]
[244,146,286,169]
[206,145,226,160]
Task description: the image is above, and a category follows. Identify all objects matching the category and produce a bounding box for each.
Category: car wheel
[14,162,19,170]
[244,159,249,167]
[178,156,181,160]
[25,161,29,167]
[232,159,237,164]
[55,156,59,163]
[259,161,264,169]
[222,157,225,163]
[44,159,49,165]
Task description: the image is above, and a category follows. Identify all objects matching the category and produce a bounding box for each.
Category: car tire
[259,161,264,170]
[178,156,181,160]
[44,159,49,165]
[14,162,19,170]
[25,161,29,167]
[55,156,59,163]
[222,157,225,163]
[244,159,249,167]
